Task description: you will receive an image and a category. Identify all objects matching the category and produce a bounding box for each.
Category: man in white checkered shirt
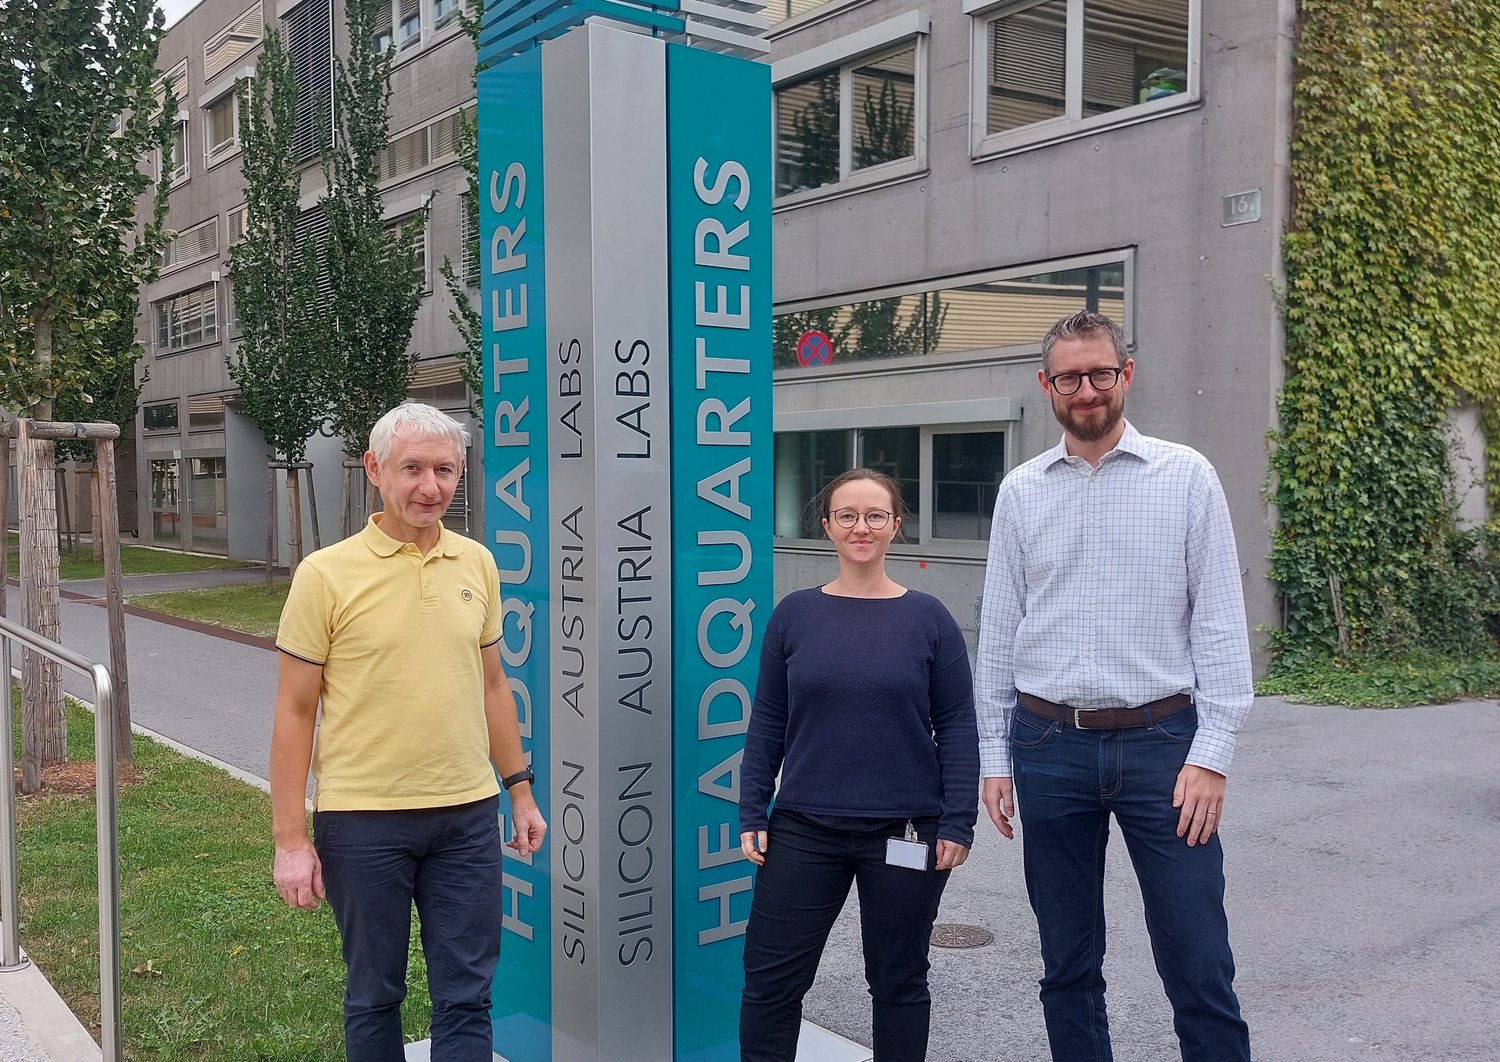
[976,310,1253,1062]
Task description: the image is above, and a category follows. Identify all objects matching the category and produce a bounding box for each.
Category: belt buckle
[1072,707,1105,729]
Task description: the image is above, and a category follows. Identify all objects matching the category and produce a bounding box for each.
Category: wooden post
[55,466,73,557]
[286,466,303,576]
[265,464,276,591]
[96,438,133,766]
[303,462,322,553]
[87,466,103,561]
[341,461,362,540]
[18,420,64,793]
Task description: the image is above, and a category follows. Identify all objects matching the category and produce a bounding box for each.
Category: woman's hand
[935,840,970,871]
[740,830,769,866]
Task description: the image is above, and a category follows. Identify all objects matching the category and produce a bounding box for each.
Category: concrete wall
[766,0,1298,650]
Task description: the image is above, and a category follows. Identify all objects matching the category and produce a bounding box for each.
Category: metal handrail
[0,614,121,1061]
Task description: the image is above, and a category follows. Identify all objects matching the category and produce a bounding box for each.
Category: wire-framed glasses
[1046,367,1125,395]
[830,508,893,530]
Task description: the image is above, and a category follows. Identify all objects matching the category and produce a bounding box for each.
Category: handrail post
[0,617,124,1060]
[0,636,25,971]
[92,662,121,1061]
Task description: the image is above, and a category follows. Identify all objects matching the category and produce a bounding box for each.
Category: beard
[1052,391,1125,443]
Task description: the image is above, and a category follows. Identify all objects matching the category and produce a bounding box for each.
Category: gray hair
[1041,310,1129,372]
[368,402,470,464]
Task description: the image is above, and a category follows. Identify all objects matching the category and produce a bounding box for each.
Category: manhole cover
[931,923,993,949]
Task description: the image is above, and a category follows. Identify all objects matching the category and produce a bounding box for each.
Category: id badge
[885,820,928,871]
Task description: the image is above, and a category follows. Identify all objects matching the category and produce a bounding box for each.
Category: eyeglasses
[830,508,893,530]
[1046,367,1125,396]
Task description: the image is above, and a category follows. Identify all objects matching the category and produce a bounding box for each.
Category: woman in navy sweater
[738,468,980,1062]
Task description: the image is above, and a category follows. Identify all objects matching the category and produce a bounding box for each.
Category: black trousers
[740,809,951,1062]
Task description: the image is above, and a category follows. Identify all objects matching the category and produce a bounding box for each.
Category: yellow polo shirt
[276,515,504,811]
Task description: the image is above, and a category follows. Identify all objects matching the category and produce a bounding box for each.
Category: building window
[971,0,1194,153]
[154,284,219,352]
[397,0,422,47]
[143,402,180,432]
[774,424,1007,544]
[433,0,460,27]
[773,256,1128,371]
[764,0,841,26]
[227,203,248,244]
[162,117,190,184]
[286,0,333,162]
[378,104,471,185]
[774,427,919,541]
[388,215,428,293]
[204,91,239,164]
[460,195,478,286]
[188,396,227,433]
[204,2,263,82]
[158,218,219,273]
[775,40,921,199]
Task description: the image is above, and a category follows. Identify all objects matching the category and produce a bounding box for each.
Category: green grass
[129,582,290,639]
[1256,651,1500,707]
[12,697,432,1059]
[5,532,253,582]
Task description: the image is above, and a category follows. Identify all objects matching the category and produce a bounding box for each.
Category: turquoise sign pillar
[479,5,771,1061]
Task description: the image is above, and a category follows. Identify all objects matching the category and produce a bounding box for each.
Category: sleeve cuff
[979,739,1012,778]
[1185,727,1237,776]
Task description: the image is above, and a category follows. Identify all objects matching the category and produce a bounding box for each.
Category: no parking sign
[796,329,833,367]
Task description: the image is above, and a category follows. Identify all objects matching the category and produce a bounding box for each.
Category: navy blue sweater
[738,588,980,847]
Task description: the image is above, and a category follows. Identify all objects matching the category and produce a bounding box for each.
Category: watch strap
[501,768,535,790]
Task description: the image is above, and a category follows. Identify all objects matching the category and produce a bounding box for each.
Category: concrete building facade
[135,0,1296,644]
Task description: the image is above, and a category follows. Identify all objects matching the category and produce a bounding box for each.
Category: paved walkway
[2,571,1499,1059]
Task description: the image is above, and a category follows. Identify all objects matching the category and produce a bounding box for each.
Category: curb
[0,952,101,1062]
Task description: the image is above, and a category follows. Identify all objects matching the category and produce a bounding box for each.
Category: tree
[320,0,426,534]
[438,0,485,422]
[226,28,330,575]
[0,0,172,789]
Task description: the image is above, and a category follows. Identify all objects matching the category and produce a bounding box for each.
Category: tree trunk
[96,439,133,766]
[265,464,276,590]
[18,423,65,794]
[286,467,303,577]
[340,461,362,540]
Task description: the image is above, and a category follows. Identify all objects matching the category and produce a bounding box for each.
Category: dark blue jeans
[1011,705,1251,1062]
[314,795,503,1062]
[740,809,951,1062]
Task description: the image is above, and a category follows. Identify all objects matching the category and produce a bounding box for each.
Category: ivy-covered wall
[1273,0,1500,661]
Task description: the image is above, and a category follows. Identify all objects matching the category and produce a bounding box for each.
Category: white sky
[157,0,204,30]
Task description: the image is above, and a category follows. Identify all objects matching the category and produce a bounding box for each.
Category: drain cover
[931,923,993,949]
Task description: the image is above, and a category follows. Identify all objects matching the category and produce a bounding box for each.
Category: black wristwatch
[501,767,535,791]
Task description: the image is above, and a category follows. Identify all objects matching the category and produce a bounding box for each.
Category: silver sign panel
[543,23,675,1062]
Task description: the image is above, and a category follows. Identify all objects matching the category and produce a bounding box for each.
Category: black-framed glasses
[1046,367,1125,395]
[830,508,893,530]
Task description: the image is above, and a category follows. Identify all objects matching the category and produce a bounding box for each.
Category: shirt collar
[1041,420,1146,469]
[360,514,458,558]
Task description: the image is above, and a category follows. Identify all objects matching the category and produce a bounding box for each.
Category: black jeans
[314,795,503,1062]
[740,809,951,1062]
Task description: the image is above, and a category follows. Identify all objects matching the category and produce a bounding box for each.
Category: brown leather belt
[1017,691,1192,730]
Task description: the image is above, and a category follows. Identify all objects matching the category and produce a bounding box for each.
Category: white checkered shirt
[975,422,1253,778]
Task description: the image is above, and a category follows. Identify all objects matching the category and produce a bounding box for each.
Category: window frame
[772,399,1021,555]
[202,83,243,168]
[153,282,220,354]
[158,217,220,275]
[773,248,1135,379]
[771,12,930,208]
[967,0,1201,159]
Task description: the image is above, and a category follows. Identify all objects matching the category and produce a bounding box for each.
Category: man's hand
[982,777,1016,839]
[507,791,548,856]
[274,841,324,911]
[1173,764,1226,847]
[935,840,970,871]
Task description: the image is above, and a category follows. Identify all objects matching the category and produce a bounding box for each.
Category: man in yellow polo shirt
[270,402,545,1061]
